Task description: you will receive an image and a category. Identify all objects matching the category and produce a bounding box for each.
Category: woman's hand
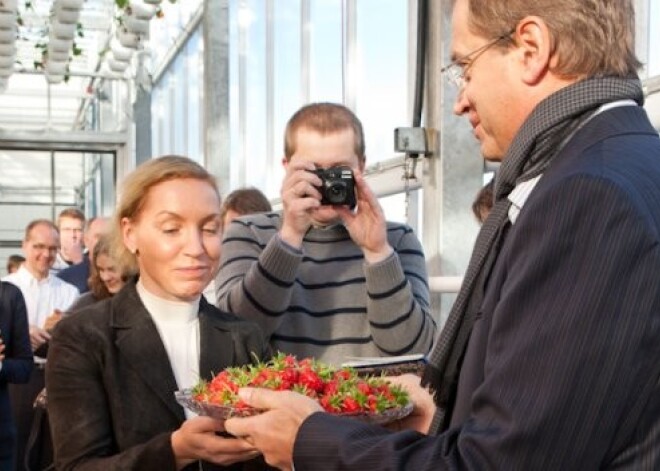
[171,416,261,469]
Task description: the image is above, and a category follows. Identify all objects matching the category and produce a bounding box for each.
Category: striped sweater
[215,212,436,365]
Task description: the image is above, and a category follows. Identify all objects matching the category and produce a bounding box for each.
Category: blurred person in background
[2,219,78,470]
[46,156,269,470]
[57,217,109,294]
[5,255,25,276]
[203,187,272,305]
[67,232,129,312]
[50,209,85,275]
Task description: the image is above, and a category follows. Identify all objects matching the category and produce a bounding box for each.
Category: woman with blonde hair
[46,155,269,470]
[67,233,129,312]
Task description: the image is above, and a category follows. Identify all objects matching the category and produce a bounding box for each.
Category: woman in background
[46,155,269,470]
[67,233,128,312]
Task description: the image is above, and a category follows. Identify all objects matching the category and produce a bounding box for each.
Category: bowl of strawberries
[175,353,412,425]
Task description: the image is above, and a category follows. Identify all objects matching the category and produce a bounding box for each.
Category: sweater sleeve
[216,217,302,338]
[364,225,436,356]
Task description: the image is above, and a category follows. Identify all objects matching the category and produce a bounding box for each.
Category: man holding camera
[216,102,436,365]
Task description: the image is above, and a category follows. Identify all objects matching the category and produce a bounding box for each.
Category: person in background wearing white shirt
[3,218,78,471]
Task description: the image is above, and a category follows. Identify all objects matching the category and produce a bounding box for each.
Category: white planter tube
[0,26,16,42]
[108,57,129,73]
[51,20,77,40]
[0,65,13,77]
[123,15,150,35]
[55,5,81,24]
[0,54,14,67]
[0,10,15,28]
[0,42,16,56]
[49,37,73,53]
[46,73,64,84]
[129,1,157,20]
[111,38,133,61]
[0,77,8,93]
[48,48,70,61]
[57,0,83,9]
[117,27,144,49]
[0,0,17,13]
[46,60,68,75]
[143,0,162,4]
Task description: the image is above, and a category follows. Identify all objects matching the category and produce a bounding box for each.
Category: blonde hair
[110,155,221,275]
[88,233,130,300]
[461,0,641,78]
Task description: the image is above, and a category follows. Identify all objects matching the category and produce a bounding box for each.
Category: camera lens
[326,181,347,204]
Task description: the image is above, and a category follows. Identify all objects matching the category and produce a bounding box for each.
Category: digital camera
[313,165,357,207]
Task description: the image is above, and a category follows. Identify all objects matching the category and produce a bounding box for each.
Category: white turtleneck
[137,280,200,418]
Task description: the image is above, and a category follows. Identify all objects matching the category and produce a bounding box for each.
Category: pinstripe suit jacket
[292,105,660,470]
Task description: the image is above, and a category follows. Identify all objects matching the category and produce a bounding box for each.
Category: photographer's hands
[337,170,393,264]
[280,161,322,248]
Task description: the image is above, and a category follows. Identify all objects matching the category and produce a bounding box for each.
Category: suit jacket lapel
[199,297,237,381]
[111,281,184,421]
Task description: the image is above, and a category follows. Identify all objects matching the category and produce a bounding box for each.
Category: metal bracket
[394,127,433,156]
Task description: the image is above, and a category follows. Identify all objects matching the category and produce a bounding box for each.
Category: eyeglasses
[441,30,515,90]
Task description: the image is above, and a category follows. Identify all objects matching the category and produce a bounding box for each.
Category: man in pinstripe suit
[225,0,660,469]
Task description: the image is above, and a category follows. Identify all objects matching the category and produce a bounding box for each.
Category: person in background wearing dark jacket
[223,1,660,469]
[46,156,269,470]
[57,217,109,294]
[0,281,33,470]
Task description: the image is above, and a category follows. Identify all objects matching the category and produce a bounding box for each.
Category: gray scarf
[422,75,644,434]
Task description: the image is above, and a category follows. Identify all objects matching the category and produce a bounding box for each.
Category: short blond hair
[284,103,366,164]
[110,155,221,275]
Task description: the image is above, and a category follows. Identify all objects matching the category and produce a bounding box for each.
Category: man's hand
[44,309,63,333]
[225,388,323,470]
[171,416,260,469]
[29,325,51,351]
[337,170,393,264]
[385,374,436,434]
[280,161,322,248]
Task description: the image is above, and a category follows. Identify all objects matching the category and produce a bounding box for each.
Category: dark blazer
[46,279,269,471]
[56,255,91,294]
[0,282,33,465]
[292,106,660,469]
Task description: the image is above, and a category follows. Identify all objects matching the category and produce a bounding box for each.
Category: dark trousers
[8,366,44,471]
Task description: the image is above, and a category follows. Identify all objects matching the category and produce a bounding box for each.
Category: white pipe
[428,276,463,293]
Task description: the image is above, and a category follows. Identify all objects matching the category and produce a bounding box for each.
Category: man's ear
[514,16,552,85]
[121,217,137,254]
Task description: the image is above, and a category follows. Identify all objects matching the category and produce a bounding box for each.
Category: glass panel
[271,0,302,197]
[355,0,408,164]
[309,0,342,102]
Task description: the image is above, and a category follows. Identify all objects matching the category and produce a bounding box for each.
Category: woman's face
[122,178,222,302]
[95,253,124,294]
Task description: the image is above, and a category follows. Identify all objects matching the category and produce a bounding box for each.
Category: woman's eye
[162,227,179,234]
[203,225,220,234]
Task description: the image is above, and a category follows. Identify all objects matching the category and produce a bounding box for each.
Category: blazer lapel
[111,282,184,421]
[199,298,237,381]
